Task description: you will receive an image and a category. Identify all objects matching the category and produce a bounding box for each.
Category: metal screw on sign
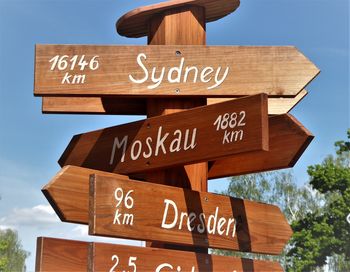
[175,50,182,56]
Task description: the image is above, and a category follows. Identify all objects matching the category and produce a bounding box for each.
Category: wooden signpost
[58,94,269,175]
[209,114,314,178]
[36,237,284,272]
[34,45,318,97]
[41,89,308,115]
[89,174,292,254]
[34,0,320,270]
[36,237,88,272]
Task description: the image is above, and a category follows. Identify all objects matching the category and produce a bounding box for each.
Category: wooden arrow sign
[91,240,283,272]
[89,174,292,254]
[58,94,268,175]
[36,237,283,272]
[41,89,308,115]
[208,114,314,179]
[34,45,319,97]
[43,114,311,224]
[36,237,88,272]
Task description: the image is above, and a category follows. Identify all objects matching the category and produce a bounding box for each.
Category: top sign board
[34,45,319,97]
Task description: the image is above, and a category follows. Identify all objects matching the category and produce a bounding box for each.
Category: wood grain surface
[89,175,292,254]
[34,45,319,97]
[41,89,308,115]
[42,165,129,224]
[91,241,283,272]
[35,237,283,272]
[35,237,88,272]
[116,0,240,38]
[43,113,311,225]
[58,94,268,175]
[208,114,314,179]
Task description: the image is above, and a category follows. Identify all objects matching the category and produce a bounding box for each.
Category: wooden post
[146,6,208,192]
[145,6,208,251]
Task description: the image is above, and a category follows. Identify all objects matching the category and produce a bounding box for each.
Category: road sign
[116,0,241,38]
[34,45,319,97]
[36,237,283,272]
[89,174,292,254]
[58,94,268,175]
[41,89,308,115]
[208,114,314,179]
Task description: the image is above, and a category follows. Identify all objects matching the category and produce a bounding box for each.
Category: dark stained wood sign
[34,45,319,97]
[36,237,283,272]
[89,174,292,255]
[41,89,308,115]
[59,94,268,175]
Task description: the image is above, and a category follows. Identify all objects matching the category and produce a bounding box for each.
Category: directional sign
[91,240,283,272]
[42,165,128,224]
[36,237,88,272]
[34,45,319,97]
[44,113,311,224]
[36,237,283,272]
[208,114,314,179]
[41,89,308,115]
[89,174,292,254]
[59,94,268,175]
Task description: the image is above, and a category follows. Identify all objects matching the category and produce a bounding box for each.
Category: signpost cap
[116,0,240,38]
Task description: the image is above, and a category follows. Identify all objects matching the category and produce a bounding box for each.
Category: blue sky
[0,0,349,271]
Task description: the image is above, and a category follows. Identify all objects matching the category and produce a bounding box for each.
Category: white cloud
[0,204,144,272]
[0,204,59,229]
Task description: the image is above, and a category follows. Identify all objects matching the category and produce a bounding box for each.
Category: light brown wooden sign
[43,114,311,224]
[36,237,88,272]
[34,45,319,97]
[116,0,240,38]
[41,89,308,115]
[91,240,283,272]
[36,237,283,272]
[59,94,268,175]
[208,114,314,178]
[89,174,292,254]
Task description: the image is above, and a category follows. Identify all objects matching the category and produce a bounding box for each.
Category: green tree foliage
[214,170,322,268]
[287,129,350,271]
[0,229,29,272]
[223,171,322,224]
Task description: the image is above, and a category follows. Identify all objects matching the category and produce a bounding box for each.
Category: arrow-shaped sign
[34,45,319,97]
[41,89,308,115]
[36,237,283,272]
[58,94,268,175]
[43,114,311,224]
[36,237,88,272]
[208,114,314,179]
[89,174,292,254]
